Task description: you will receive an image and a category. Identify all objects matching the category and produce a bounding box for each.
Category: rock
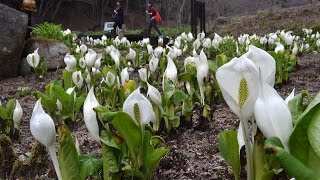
[0,3,28,80]
[24,37,70,70]
[19,58,32,76]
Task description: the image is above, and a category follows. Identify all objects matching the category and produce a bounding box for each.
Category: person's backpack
[155,11,162,24]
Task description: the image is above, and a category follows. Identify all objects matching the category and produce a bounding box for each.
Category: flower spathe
[64,53,77,70]
[30,99,61,180]
[243,45,276,87]
[285,88,295,104]
[26,48,40,68]
[13,100,23,130]
[149,55,159,73]
[105,71,116,87]
[164,56,177,83]
[195,50,209,105]
[254,79,293,150]
[85,49,97,68]
[83,87,100,143]
[72,71,84,89]
[138,68,148,82]
[147,83,162,107]
[123,88,156,126]
[216,56,260,121]
[120,67,129,86]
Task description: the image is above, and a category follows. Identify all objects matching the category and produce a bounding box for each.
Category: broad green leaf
[79,154,103,179]
[288,94,306,124]
[111,112,142,165]
[62,70,73,89]
[218,130,240,180]
[143,131,169,177]
[75,93,87,111]
[289,92,320,172]
[58,125,80,180]
[308,108,320,159]
[172,90,188,104]
[102,143,120,180]
[100,130,121,150]
[0,106,7,119]
[51,84,74,118]
[5,99,15,118]
[265,141,318,180]
[164,79,175,100]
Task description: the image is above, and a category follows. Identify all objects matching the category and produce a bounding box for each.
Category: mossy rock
[0,134,17,178]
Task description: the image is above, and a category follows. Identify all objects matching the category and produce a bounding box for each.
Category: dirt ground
[0,52,319,179]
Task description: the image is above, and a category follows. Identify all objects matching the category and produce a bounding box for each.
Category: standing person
[145,2,163,38]
[113,1,124,32]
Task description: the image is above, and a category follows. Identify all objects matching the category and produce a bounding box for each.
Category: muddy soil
[0,53,319,179]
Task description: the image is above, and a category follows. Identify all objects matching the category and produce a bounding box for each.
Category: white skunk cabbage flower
[202,38,212,49]
[110,48,120,68]
[147,83,162,107]
[283,32,294,46]
[275,42,285,53]
[197,31,205,40]
[154,46,164,58]
[62,29,71,36]
[193,39,201,50]
[243,45,276,87]
[316,39,320,47]
[94,55,101,69]
[80,44,88,54]
[75,45,80,54]
[292,43,298,55]
[26,48,40,68]
[83,87,100,143]
[123,88,156,126]
[254,75,293,150]
[85,49,97,68]
[147,44,153,54]
[187,32,194,41]
[216,56,260,121]
[149,55,159,73]
[105,71,116,87]
[64,53,77,70]
[72,71,84,89]
[285,88,295,104]
[120,67,129,86]
[101,35,107,42]
[13,100,23,130]
[138,68,148,82]
[196,50,209,105]
[79,57,86,69]
[30,99,62,180]
[126,48,136,61]
[164,56,177,83]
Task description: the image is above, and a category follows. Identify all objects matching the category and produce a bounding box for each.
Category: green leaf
[218,130,240,180]
[58,125,80,180]
[288,90,311,124]
[289,92,320,172]
[100,130,121,150]
[111,112,142,165]
[163,79,175,100]
[265,142,318,180]
[143,131,169,177]
[79,154,103,179]
[172,90,188,104]
[62,70,73,89]
[102,144,120,180]
[308,108,320,158]
[5,99,15,118]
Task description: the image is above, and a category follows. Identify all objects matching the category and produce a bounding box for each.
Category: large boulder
[24,37,70,70]
[0,3,28,80]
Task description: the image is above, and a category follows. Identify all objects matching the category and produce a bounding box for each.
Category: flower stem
[48,145,62,180]
[240,118,254,180]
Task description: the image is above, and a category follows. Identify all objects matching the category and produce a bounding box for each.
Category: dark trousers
[113,21,122,30]
[148,19,162,36]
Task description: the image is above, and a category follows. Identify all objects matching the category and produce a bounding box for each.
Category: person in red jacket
[145,2,163,38]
